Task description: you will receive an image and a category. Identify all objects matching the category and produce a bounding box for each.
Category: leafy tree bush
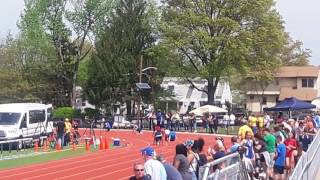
[53,107,81,120]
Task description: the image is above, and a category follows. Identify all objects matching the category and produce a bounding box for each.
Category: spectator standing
[228,136,240,154]
[189,113,196,133]
[56,118,65,148]
[72,120,80,144]
[274,136,286,180]
[156,155,182,180]
[172,112,181,131]
[213,113,219,134]
[173,144,193,180]
[185,140,198,180]
[254,134,270,178]
[156,110,164,128]
[202,115,209,133]
[197,138,208,165]
[300,128,312,152]
[183,115,189,131]
[242,131,255,161]
[238,122,253,140]
[263,128,276,178]
[165,112,172,129]
[295,122,305,140]
[129,163,151,180]
[64,118,72,146]
[284,132,298,174]
[276,113,284,124]
[313,112,320,128]
[257,114,264,130]
[141,146,167,180]
[208,140,226,172]
[208,114,214,134]
[249,114,258,134]
[223,113,230,130]
[229,113,236,130]
[264,113,271,128]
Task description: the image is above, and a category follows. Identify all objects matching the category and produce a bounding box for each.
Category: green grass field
[0,144,107,170]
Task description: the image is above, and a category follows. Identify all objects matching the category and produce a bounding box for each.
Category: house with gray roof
[160,77,232,114]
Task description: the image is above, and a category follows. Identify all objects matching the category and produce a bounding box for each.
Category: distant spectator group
[132,111,320,180]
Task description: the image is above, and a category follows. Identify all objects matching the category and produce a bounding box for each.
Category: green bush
[53,107,82,120]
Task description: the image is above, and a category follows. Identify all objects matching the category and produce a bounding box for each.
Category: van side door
[20,113,28,137]
[28,110,46,137]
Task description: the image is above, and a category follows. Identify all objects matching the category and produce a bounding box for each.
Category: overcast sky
[0,0,319,65]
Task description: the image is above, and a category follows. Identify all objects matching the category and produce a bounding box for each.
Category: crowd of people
[52,118,80,149]
[131,111,320,180]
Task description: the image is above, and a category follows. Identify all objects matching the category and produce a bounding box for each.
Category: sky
[0,0,319,65]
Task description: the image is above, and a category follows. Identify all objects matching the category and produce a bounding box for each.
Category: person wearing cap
[129,163,151,180]
[141,146,167,180]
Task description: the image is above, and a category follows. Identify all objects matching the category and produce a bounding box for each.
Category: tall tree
[0,34,33,103]
[160,0,285,105]
[85,0,157,114]
[17,0,115,106]
[280,34,311,66]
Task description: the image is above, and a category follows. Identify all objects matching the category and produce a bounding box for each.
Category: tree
[280,34,311,66]
[160,0,285,105]
[85,0,157,114]
[17,0,115,106]
[0,33,34,103]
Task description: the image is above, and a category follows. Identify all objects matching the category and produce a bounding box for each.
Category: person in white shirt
[223,114,230,130]
[264,113,271,128]
[229,113,236,130]
[141,146,167,180]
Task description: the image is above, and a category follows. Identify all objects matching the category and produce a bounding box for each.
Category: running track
[0,129,231,180]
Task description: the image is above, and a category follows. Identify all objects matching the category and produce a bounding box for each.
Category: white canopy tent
[190,105,227,116]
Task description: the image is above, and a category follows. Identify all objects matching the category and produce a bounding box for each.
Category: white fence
[201,152,249,180]
[290,131,320,180]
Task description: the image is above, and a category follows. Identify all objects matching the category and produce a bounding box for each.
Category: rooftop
[275,66,319,78]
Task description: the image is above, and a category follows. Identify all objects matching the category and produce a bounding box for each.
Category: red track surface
[0,130,231,180]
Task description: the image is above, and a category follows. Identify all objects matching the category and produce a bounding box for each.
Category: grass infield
[0,145,107,170]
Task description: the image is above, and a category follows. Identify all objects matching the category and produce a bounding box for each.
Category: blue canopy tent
[264,97,316,112]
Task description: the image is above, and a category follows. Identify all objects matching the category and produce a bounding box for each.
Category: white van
[0,103,54,142]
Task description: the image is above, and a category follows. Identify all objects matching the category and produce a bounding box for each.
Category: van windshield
[0,112,21,125]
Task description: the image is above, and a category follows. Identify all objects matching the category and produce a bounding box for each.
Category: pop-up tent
[190,105,227,116]
[264,97,316,112]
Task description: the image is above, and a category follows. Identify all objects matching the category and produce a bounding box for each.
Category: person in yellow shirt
[249,114,257,134]
[64,118,72,146]
[238,123,254,140]
[257,114,264,130]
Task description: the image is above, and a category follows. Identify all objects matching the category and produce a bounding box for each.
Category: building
[246,66,320,112]
[161,77,232,114]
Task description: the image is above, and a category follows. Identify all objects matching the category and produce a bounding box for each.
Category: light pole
[137,55,157,129]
